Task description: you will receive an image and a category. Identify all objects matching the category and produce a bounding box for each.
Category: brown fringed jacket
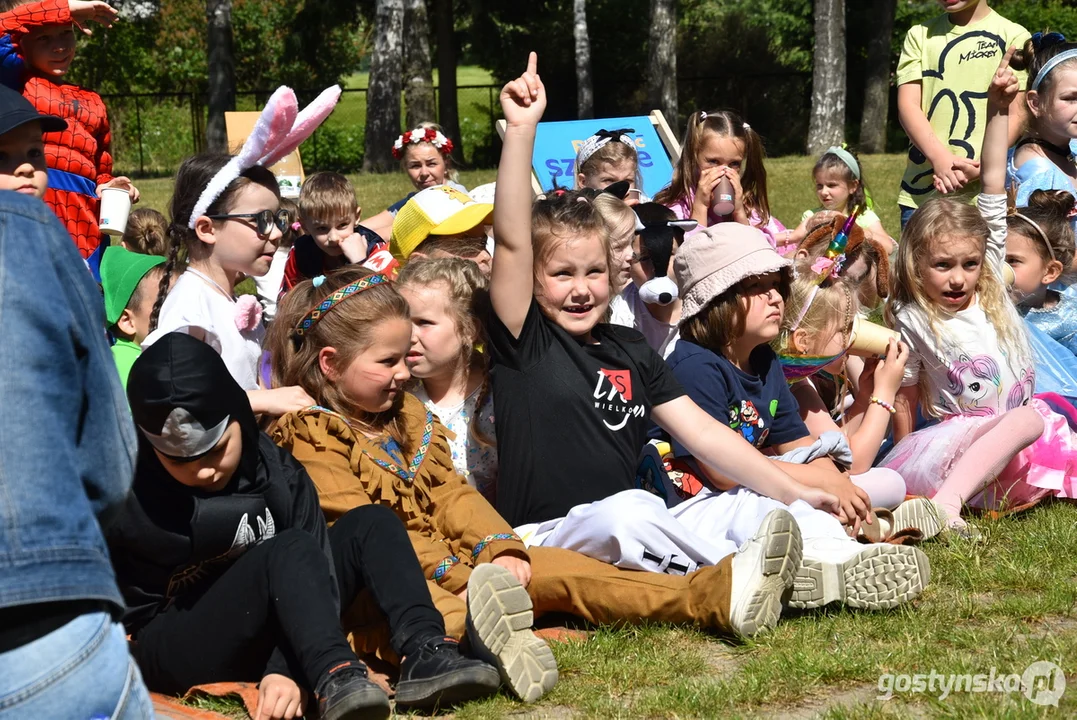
[272,393,527,594]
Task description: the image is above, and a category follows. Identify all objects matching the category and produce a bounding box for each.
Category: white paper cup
[1002,262,1016,287]
[848,315,901,358]
[99,188,132,237]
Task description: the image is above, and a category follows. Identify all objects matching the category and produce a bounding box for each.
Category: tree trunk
[404,0,435,128]
[573,0,593,119]
[205,0,236,153]
[435,0,461,161]
[646,0,677,123]
[806,0,846,154]
[859,0,896,153]
[364,0,405,172]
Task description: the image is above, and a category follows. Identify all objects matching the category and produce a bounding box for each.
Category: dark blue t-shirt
[664,340,808,456]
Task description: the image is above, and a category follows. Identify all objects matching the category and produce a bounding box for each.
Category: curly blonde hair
[887,198,1031,398]
[397,257,494,447]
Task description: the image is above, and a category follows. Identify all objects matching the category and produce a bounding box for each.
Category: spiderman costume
[1,0,114,273]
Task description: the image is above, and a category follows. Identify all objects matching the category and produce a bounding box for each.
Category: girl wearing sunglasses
[144,154,317,418]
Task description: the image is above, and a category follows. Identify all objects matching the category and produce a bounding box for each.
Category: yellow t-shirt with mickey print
[896,8,1029,209]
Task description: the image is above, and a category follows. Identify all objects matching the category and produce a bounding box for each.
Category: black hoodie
[106,332,335,636]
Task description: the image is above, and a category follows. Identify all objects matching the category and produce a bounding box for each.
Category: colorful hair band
[1012,212,1058,262]
[294,273,390,338]
[392,127,453,159]
[576,128,637,168]
[826,145,860,180]
[1032,47,1077,92]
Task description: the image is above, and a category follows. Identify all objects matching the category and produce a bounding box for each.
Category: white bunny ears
[188,85,343,229]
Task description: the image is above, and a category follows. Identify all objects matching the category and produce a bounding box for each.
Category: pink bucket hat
[674,223,793,323]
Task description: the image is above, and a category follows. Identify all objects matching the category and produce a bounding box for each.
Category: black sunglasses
[206,208,290,236]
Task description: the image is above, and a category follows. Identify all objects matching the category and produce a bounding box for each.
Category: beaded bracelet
[870,396,896,415]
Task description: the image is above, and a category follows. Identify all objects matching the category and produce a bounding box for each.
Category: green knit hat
[100,246,166,326]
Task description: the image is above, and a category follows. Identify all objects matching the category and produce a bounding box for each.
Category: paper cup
[98,188,132,237]
[1002,262,1016,287]
[848,315,901,358]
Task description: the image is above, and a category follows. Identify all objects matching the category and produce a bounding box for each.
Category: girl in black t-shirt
[488,53,845,639]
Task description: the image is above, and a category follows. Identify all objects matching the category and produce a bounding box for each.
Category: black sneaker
[394,636,501,710]
[314,661,390,720]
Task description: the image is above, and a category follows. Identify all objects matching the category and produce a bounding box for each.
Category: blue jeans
[0,612,153,719]
[899,205,916,230]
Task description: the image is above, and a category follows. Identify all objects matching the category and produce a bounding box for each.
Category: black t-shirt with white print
[488,299,685,527]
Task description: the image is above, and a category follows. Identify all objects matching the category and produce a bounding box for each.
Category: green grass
[343,65,496,89]
[172,154,1077,717]
[186,501,1077,718]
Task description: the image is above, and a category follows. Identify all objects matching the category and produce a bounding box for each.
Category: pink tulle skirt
[880,398,1077,509]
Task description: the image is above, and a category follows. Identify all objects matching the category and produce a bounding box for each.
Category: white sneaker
[729,509,802,638]
[892,497,946,541]
[789,537,931,610]
[466,563,559,702]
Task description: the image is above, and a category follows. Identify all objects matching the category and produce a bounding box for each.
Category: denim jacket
[0,192,135,615]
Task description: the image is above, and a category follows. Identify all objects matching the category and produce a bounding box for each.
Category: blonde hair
[400,122,459,184]
[575,140,642,189]
[268,267,412,449]
[887,198,1031,397]
[776,275,857,355]
[122,208,170,256]
[531,190,613,290]
[654,109,771,228]
[591,193,636,291]
[396,258,494,447]
[298,172,357,226]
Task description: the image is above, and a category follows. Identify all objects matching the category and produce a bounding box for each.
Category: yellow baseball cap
[389,185,493,262]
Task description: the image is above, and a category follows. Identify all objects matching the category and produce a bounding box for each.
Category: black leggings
[135,504,445,694]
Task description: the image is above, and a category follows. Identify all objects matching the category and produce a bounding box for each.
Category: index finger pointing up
[527,51,538,76]
[998,46,1016,73]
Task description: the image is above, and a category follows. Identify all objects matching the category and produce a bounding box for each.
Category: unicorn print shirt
[895,194,1035,418]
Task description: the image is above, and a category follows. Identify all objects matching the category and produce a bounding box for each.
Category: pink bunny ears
[188,85,342,229]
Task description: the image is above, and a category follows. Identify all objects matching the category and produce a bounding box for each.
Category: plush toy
[633,202,696,306]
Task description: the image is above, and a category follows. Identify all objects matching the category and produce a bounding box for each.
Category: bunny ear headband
[188,85,342,229]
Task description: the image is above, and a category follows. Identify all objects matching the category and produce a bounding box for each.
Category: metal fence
[102,72,812,177]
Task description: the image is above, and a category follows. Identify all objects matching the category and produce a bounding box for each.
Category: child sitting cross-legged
[99,245,168,389]
[656,223,930,609]
[281,172,387,296]
[111,332,508,719]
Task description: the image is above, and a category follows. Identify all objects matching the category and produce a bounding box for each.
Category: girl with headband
[359,122,468,242]
[880,54,1077,539]
[1010,33,1077,214]
[786,145,894,254]
[145,85,340,417]
[574,128,645,203]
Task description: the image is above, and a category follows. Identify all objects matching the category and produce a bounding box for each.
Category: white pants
[515,487,857,576]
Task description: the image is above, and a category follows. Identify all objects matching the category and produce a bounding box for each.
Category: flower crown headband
[293,273,391,339]
[188,85,342,229]
[393,127,454,159]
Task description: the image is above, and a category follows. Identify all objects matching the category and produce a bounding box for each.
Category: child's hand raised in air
[988,47,1019,110]
[500,52,546,129]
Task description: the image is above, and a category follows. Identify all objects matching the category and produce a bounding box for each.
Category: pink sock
[931,406,1043,524]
